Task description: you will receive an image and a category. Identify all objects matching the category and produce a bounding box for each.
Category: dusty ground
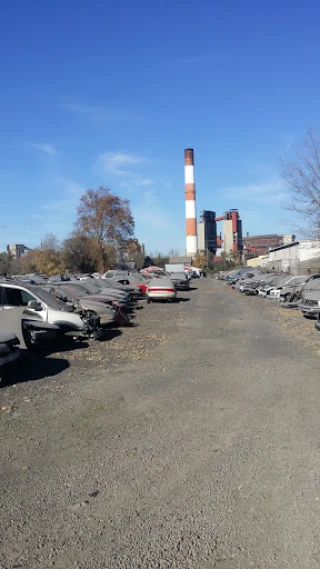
[1,280,320,569]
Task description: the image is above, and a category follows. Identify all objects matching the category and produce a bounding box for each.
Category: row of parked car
[0,269,192,379]
[218,267,320,331]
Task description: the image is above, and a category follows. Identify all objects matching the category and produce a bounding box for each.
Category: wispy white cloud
[98,152,144,175]
[59,100,141,122]
[41,179,87,213]
[222,178,289,205]
[29,142,57,156]
[96,151,153,187]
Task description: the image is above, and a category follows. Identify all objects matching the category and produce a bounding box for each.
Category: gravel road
[1,279,320,569]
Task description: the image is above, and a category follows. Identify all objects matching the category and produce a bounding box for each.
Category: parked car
[50,283,131,327]
[0,280,102,340]
[42,285,120,327]
[102,270,130,279]
[0,329,20,377]
[51,281,128,310]
[146,277,177,303]
[111,275,149,295]
[169,272,190,290]
[279,275,310,303]
[92,277,142,300]
[298,280,320,318]
[71,279,131,304]
[287,274,320,304]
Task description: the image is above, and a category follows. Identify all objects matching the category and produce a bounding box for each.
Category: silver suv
[0,281,102,340]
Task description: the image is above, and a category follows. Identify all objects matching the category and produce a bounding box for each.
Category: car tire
[147,297,151,304]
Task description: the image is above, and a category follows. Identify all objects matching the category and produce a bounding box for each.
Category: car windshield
[34,287,73,312]
[95,279,115,289]
[75,280,101,294]
[60,284,91,297]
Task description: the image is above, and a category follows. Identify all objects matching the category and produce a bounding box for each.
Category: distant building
[242,234,294,256]
[6,244,30,258]
[169,256,192,265]
[198,211,217,253]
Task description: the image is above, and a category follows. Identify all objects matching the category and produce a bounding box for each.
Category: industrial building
[6,244,29,258]
[183,148,243,258]
[198,211,217,253]
[198,209,242,256]
[184,149,198,257]
[222,210,243,256]
[248,240,320,275]
[242,234,294,256]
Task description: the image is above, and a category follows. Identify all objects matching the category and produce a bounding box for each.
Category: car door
[2,286,45,322]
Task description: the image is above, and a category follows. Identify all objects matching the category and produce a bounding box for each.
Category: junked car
[0,330,20,377]
[111,275,149,295]
[236,273,275,294]
[92,277,142,300]
[47,284,131,327]
[51,281,128,310]
[283,274,320,304]
[0,280,102,340]
[298,280,320,318]
[258,275,293,297]
[269,275,309,301]
[146,277,177,303]
[42,285,120,327]
[102,270,130,279]
[169,272,190,290]
[71,279,131,304]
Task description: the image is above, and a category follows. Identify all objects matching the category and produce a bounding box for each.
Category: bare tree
[40,233,61,251]
[281,130,320,236]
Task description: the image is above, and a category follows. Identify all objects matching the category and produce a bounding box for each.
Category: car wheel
[147,297,151,304]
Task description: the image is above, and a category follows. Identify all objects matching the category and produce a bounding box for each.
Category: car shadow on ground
[29,338,91,356]
[1,352,70,387]
[150,298,190,304]
[188,286,198,291]
[98,329,123,341]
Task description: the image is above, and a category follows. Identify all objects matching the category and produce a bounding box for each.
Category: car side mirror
[28,300,42,311]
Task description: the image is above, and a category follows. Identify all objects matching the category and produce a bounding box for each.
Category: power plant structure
[183,148,243,258]
[198,209,243,256]
[184,148,198,257]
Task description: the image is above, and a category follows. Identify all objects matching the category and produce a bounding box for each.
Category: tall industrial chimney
[184,148,198,257]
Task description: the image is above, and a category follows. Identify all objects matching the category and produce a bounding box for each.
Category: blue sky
[0,0,319,254]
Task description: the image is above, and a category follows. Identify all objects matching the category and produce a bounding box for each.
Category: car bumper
[299,305,320,316]
[64,327,103,340]
[0,347,20,369]
[147,291,177,300]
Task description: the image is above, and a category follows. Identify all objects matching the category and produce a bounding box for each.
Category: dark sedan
[169,272,190,290]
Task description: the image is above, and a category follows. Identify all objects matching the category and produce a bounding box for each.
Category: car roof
[170,272,187,277]
[149,277,173,285]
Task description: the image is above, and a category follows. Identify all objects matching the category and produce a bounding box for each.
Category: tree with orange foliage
[75,187,135,272]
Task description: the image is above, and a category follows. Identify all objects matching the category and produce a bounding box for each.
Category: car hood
[301,291,320,301]
[78,298,115,315]
[0,329,17,343]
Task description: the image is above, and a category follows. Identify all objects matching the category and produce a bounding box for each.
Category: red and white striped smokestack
[184,148,198,256]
